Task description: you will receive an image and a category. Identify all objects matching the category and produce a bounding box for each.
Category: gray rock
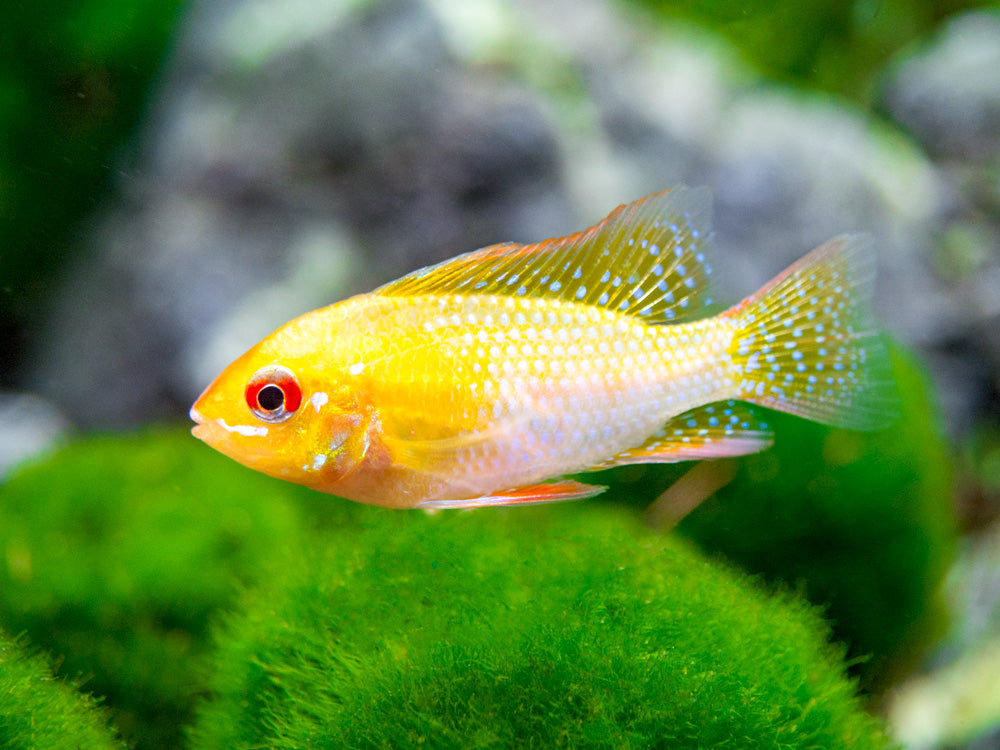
[29,0,566,427]
[884,11,1000,162]
[0,392,71,478]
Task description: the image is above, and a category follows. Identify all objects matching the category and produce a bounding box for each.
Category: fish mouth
[189,405,210,441]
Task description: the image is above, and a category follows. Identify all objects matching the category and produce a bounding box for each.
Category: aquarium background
[1,0,999,748]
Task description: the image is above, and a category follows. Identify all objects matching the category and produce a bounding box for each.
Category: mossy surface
[191,502,893,749]
[0,629,124,750]
[0,430,307,750]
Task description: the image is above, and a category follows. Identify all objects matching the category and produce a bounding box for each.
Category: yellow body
[191,187,893,509]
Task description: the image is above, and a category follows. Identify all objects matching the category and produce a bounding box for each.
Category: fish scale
[190,186,895,509]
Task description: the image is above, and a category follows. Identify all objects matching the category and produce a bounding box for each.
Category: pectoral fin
[415,480,606,510]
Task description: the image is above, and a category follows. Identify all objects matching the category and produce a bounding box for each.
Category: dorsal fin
[376,186,716,324]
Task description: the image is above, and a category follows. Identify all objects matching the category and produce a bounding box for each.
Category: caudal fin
[724,235,896,430]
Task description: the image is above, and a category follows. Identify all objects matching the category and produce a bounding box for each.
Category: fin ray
[376,186,715,324]
[726,235,897,430]
[416,480,606,509]
[584,401,773,470]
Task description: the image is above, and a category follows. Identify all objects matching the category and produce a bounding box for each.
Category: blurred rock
[0,392,70,478]
[30,0,567,427]
[25,0,997,435]
[883,11,1000,163]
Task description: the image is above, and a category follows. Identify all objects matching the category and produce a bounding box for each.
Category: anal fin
[415,480,606,510]
[584,401,773,470]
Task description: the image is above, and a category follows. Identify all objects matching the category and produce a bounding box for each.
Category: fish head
[189,321,370,489]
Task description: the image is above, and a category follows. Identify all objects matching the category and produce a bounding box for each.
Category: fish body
[190,187,893,509]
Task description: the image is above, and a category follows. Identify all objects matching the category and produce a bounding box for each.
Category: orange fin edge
[415,480,606,510]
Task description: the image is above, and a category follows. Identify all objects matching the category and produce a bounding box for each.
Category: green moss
[0,429,307,750]
[636,0,985,102]
[0,629,124,750]
[674,342,955,690]
[191,502,893,749]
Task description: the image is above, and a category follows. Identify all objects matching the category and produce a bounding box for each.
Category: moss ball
[0,629,124,749]
[191,502,892,749]
[0,429,307,750]
[676,343,955,690]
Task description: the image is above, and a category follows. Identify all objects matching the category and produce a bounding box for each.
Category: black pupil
[257,384,285,411]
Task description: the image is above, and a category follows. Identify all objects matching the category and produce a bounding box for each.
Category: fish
[190,186,895,510]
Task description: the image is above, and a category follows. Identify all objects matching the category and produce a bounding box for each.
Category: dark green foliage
[0,430,306,750]
[191,502,893,749]
[0,629,124,750]
[677,343,955,689]
[636,0,987,101]
[0,0,184,376]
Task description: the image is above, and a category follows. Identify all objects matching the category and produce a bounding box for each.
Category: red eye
[245,366,302,423]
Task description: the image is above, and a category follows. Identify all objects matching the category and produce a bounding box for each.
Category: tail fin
[724,235,896,430]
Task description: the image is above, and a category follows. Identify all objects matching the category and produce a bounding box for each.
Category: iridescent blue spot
[576,286,587,300]
[598,292,609,305]
[516,285,527,296]
[618,300,630,311]
[633,287,644,299]
[684,277,696,289]
[652,263,663,276]
[676,264,686,276]
[674,245,684,257]
[549,281,561,292]
[600,270,610,283]
[692,229,700,238]
[669,223,678,232]
[686,419,697,428]
[650,244,659,255]
[572,266,582,280]
[657,279,668,292]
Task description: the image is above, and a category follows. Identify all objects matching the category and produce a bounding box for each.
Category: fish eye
[245,365,302,423]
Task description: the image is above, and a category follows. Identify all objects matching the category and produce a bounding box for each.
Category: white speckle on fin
[373,186,716,324]
[582,401,772,470]
[726,235,897,430]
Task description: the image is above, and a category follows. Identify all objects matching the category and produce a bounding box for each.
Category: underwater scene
[2,0,999,748]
